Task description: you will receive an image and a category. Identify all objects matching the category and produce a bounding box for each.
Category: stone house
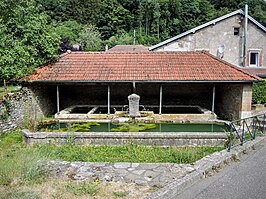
[149,9,266,77]
[108,45,149,52]
[21,51,259,120]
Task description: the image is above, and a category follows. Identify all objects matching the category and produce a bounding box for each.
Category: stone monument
[128,93,140,117]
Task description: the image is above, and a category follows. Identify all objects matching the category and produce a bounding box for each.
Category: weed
[0,131,49,186]
[38,122,100,132]
[111,123,156,132]
[113,191,128,197]
[21,164,48,184]
[0,190,41,199]
[65,180,101,196]
[231,154,240,162]
[0,99,11,121]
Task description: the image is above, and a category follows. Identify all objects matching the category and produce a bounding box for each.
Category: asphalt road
[176,141,266,199]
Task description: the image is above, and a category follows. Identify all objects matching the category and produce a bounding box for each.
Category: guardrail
[227,113,266,151]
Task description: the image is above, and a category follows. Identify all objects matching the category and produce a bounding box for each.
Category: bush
[252,79,266,104]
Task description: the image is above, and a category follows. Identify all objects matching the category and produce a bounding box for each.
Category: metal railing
[227,113,266,151]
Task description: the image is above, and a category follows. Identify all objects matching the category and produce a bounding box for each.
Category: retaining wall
[0,88,43,132]
[22,130,227,147]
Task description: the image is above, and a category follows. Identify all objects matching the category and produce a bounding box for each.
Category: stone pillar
[240,84,252,119]
[128,93,140,117]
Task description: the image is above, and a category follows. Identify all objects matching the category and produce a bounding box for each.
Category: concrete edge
[21,129,227,139]
[144,136,266,199]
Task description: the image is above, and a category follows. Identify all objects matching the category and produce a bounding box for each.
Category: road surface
[176,141,266,199]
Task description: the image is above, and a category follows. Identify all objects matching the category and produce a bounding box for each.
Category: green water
[39,122,228,132]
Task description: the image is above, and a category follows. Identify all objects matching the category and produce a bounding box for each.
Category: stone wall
[240,84,252,118]
[0,87,43,132]
[28,85,57,116]
[215,83,252,120]
[22,130,227,147]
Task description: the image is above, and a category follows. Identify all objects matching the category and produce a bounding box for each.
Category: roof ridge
[202,51,261,81]
[67,51,202,55]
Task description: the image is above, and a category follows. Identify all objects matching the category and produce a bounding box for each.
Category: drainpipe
[56,85,60,113]
[243,3,248,66]
[212,85,216,113]
[159,85,163,114]
[107,85,110,114]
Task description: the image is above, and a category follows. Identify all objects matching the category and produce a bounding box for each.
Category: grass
[0,85,21,99]
[34,142,224,163]
[0,130,225,198]
[65,180,101,196]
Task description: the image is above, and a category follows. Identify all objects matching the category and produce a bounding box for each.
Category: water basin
[39,122,228,133]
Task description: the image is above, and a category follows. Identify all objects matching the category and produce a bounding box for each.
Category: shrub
[252,79,266,104]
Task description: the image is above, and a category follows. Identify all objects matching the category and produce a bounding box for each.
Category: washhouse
[21,51,260,122]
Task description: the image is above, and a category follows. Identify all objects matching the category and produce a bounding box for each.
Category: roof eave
[22,80,259,84]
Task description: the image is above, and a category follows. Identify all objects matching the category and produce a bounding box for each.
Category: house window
[234,27,240,35]
[249,51,259,66]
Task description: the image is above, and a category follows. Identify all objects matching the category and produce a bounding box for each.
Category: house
[21,51,259,120]
[108,45,149,52]
[149,9,266,77]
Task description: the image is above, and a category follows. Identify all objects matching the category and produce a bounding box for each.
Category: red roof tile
[23,51,260,82]
[241,68,266,78]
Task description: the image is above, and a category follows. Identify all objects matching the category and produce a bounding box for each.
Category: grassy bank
[0,130,224,198]
[0,85,21,99]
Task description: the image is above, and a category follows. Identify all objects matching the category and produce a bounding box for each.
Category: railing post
[252,118,256,139]
[263,114,266,134]
[241,121,245,146]
[228,123,233,152]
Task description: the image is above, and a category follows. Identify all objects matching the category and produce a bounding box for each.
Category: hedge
[252,79,266,104]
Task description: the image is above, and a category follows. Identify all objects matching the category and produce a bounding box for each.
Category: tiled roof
[242,68,266,78]
[23,51,259,82]
[108,45,149,52]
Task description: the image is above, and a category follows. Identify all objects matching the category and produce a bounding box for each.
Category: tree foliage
[252,79,266,104]
[0,0,60,81]
[78,25,103,51]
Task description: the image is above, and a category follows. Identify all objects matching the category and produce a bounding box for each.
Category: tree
[78,25,103,51]
[106,31,134,48]
[36,0,101,25]
[55,20,83,44]
[97,0,133,39]
[0,0,60,81]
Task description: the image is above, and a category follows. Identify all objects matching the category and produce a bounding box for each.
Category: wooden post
[4,79,7,93]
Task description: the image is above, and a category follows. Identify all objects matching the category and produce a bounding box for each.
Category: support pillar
[133,81,136,93]
[212,85,215,113]
[56,85,60,113]
[107,85,110,114]
[159,85,163,114]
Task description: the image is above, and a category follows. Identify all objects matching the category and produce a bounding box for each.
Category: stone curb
[144,136,266,199]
